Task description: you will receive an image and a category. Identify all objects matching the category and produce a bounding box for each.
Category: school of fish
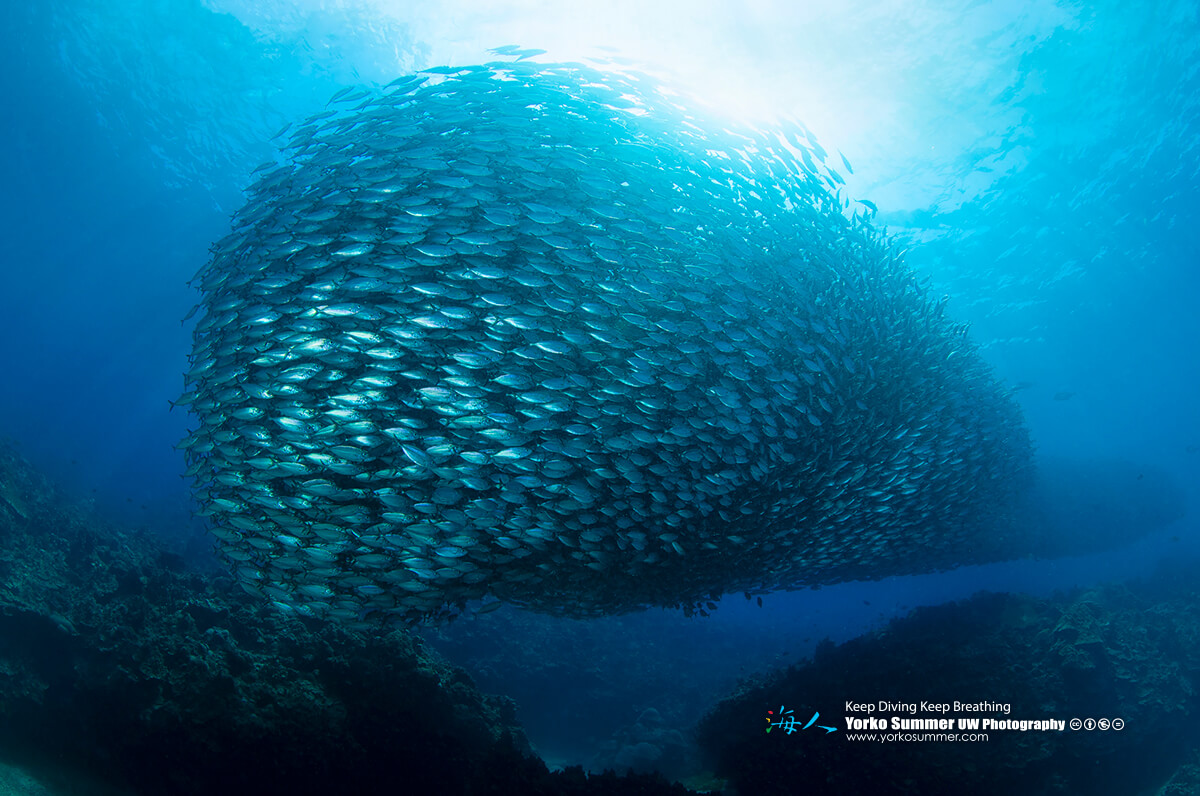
[180,58,1034,623]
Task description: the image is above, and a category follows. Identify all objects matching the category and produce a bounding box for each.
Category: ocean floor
[0,759,130,796]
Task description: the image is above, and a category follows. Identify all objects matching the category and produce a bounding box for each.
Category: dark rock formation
[697,566,1200,795]
[0,441,711,796]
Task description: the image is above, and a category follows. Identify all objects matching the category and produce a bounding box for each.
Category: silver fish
[181,60,1033,625]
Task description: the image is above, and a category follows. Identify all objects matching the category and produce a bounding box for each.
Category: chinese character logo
[765,705,837,735]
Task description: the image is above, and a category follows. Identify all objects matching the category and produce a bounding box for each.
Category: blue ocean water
[1,0,1198,788]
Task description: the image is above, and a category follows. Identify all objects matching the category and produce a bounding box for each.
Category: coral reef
[0,441,710,796]
[591,709,693,780]
[697,568,1200,795]
[1157,750,1200,795]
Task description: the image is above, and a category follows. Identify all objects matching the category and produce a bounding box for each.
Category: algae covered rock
[697,572,1200,796]
[0,441,711,795]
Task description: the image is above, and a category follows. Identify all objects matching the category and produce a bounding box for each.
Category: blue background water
[2,0,1197,771]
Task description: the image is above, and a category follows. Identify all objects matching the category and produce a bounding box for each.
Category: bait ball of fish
[180,60,1033,624]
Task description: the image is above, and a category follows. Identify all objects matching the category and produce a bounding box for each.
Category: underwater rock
[595,708,693,780]
[697,566,1200,796]
[1159,751,1200,796]
[183,59,1035,623]
[614,742,663,773]
[0,762,58,796]
[0,442,709,796]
